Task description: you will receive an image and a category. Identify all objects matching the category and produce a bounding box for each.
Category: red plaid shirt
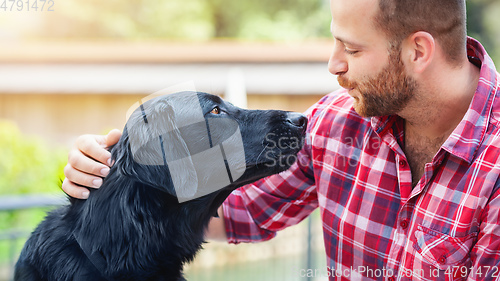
[222,37,500,281]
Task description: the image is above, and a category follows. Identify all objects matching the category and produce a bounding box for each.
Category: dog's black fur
[15,92,307,281]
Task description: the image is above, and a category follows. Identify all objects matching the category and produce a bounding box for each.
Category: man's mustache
[337,75,357,89]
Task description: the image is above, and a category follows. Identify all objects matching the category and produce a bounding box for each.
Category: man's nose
[328,42,348,75]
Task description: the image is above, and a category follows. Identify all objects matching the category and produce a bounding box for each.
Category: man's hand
[62,129,228,240]
[62,129,122,199]
[206,206,228,241]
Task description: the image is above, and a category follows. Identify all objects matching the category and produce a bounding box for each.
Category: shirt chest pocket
[412,225,477,280]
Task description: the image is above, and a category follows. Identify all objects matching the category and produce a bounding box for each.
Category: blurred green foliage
[10,0,493,63]
[34,0,332,40]
[0,120,67,264]
[0,120,66,196]
[0,120,66,232]
[467,0,500,64]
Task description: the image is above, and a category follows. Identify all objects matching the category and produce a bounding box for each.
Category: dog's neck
[70,167,231,280]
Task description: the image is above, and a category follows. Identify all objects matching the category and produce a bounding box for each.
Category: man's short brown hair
[374,0,467,66]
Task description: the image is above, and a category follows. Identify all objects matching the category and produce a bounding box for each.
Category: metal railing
[0,195,322,281]
[0,194,67,281]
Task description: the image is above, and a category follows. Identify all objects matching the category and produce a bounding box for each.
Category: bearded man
[63,0,500,279]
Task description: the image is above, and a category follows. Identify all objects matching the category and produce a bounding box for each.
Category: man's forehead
[330,0,379,20]
[330,0,380,42]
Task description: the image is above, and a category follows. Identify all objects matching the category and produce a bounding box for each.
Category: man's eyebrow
[330,21,364,48]
[335,36,364,48]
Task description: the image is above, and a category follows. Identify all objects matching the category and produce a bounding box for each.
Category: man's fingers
[62,130,121,199]
[75,134,112,166]
[63,163,105,189]
[61,178,90,199]
[105,129,122,148]
[67,149,110,178]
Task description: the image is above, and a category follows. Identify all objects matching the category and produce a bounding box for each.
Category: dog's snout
[286,113,307,129]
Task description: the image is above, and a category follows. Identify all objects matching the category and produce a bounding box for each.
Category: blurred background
[0,0,499,280]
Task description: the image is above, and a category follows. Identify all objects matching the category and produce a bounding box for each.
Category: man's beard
[338,48,418,117]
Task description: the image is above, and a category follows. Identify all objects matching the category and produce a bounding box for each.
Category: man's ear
[402,31,435,74]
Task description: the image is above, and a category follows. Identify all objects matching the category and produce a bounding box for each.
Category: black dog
[15,92,307,281]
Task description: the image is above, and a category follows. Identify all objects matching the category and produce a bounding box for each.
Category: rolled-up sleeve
[222,136,318,244]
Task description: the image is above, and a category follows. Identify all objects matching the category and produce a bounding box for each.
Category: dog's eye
[210,106,221,115]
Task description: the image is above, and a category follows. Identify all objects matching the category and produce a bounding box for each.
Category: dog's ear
[121,95,199,199]
[118,92,246,202]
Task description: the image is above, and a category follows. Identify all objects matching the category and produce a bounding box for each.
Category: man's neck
[398,60,480,187]
[400,60,480,141]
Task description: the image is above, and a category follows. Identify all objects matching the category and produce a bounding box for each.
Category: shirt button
[400,219,409,230]
[399,160,406,167]
[388,277,395,281]
[438,255,447,264]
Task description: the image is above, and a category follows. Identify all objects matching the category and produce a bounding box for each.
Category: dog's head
[111,91,307,202]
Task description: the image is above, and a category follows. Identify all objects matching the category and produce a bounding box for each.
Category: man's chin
[352,99,383,118]
[353,105,370,117]
[351,98,369,117]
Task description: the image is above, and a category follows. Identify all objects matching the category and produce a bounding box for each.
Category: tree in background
[1,0,498,60]
[32,0,330,40]
[466,0,500,63]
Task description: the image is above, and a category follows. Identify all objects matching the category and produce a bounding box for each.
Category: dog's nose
[286,112,308,129]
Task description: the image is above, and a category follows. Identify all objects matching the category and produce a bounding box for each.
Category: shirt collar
[370,37,499,163]
[440,37,498,163]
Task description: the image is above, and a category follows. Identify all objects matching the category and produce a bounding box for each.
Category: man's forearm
[205,206,228,242]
